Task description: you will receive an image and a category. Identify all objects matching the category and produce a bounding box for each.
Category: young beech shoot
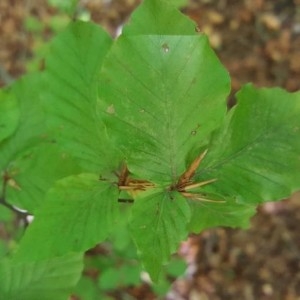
[0,0,300,298]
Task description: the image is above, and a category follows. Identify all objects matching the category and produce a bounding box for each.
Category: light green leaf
[0,88,20,143]
[5,143,80,212]
[98,264,141,290]
[73,276,98,300]
[0,74,80,214]
[0,74,54,212]
[166,258,187,277]
[0,253,83,300]
[0,205,13,223]
[122,0,195,35]
[167,0,189,8]
[187,196,256,233]
[0,74,48,170]
[129,188,191,281]
[48,0,79,15]
[195,84,300,204]
[43,21,119,174]
[13,174,119,261]
[98,34,230,182]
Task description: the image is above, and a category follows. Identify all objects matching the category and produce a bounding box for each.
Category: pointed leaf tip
[99,33,230,182]
[122,0,196,36]
[129,189,191,281]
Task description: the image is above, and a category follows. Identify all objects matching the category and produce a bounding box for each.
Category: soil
[1,0,300,299]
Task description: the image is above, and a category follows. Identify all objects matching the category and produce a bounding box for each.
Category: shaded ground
[1,0,300,299]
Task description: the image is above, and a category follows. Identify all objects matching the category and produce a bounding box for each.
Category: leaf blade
[99,34,230,182]
[13,174,119,261]
[0,87,20,143]
[43,21,119,174]
[129,188,191,281]
[5,143,80,212]
[195,84,300,203]
[0,74,48,170]
[0,253,83,300]
[122,0,195,35]
[187,196,256,233]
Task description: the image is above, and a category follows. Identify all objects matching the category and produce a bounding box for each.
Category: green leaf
[0,88,20,143]
[0,74,80,214]
[166,258,187,277]
[0,253,83,300]
[48,0,79,16]
[129,188,191,281]
[0,205,13,223]
[122,0,195,35]
[98,264,141,290]
[0,74,48,170]
[195,84,300,204]
[98,33,230,182]
[13,174,119,261]
[73,276,98,300]
[43,21,119,174]
[5,143,80,212]
[166,0,189,8]
[187,197,256,233]
[0,74,56,210]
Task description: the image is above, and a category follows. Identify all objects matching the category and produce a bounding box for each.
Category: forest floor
[1,0,300,299]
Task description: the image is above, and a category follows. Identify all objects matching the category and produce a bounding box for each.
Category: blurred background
[1,1,300,299]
